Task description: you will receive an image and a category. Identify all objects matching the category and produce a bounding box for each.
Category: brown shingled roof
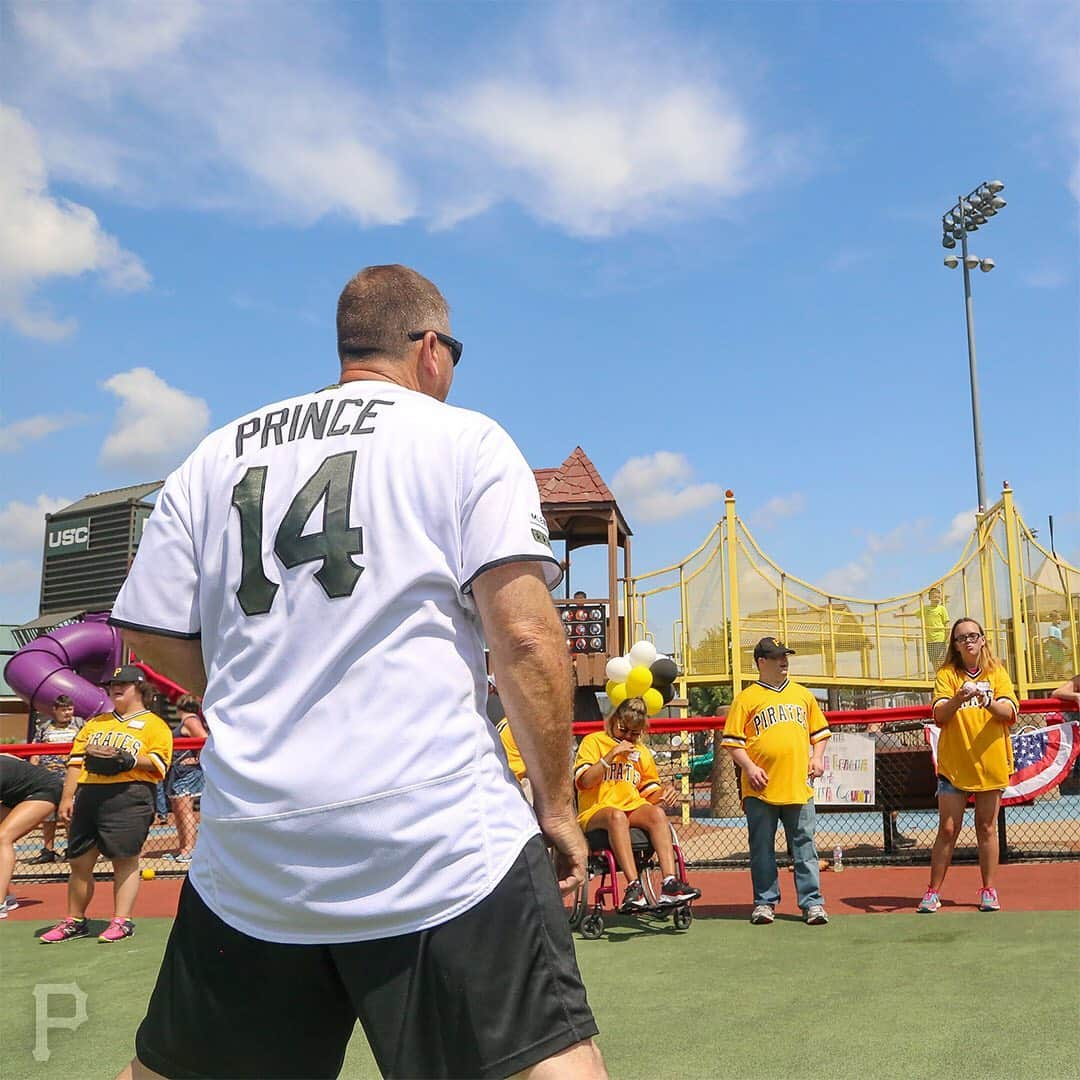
[534,447,615,504]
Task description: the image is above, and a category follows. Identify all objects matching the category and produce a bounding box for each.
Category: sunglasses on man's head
[408,330,462,366]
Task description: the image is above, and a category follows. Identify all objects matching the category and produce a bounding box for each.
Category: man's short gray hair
[337,265,450,366]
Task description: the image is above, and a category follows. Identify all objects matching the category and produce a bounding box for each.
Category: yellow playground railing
[626,484,1078,698]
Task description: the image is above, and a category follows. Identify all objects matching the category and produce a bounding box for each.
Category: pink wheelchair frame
[568,823,693,939]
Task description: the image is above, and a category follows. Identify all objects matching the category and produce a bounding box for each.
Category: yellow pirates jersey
[69,710,173,785]
[721,679,831,805]
[495,718,527,782]
[932,664,1018,791]
[574,731,662,830]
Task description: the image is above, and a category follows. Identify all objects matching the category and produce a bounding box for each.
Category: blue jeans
[745,797,822,910]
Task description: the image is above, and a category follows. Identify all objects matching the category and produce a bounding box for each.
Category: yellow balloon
[608,682,628,707]
[625,665,652,697]
[642,688,664,716]
[605,679,618,699]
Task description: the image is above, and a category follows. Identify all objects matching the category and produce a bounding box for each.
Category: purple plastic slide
[4,613,123,719]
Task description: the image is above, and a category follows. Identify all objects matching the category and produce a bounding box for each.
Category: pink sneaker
[916,889,941,913]
[40,917,89,944]
[98,917,135,943]
[978,888,1001,912]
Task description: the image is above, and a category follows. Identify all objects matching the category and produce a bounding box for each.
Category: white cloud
[440,80,750,237]
[8,2,413,230]
[865,518,932,556]
[99,367,210,472]
[974,3,1080,201]
[1021,265,1068,289]
[0,559,38,592]
[611,451,724,524]
[814,517,932,598]
[816,557,873,598]
[0,414,81,452]
[0,495,72,554]
[0,105,150,340]
[749,493,807,531]
[942,508,978,547]
[6,3,807,241]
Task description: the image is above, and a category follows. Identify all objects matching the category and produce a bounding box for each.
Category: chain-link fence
[6,705,1078,881]
[6,737,203,882]
[612,705,1080,869]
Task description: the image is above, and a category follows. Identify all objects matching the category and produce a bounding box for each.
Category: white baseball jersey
[111,380,560,944]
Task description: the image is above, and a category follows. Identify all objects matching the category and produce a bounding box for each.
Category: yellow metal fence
[628,484,1078,696]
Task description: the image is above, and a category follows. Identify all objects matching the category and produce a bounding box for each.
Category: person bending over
[574,697,700,912]
[0,755,63,916]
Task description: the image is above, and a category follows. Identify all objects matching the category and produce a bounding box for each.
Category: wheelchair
[568,822,693,939]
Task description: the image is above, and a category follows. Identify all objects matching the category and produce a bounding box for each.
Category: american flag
[924,717,1080,805]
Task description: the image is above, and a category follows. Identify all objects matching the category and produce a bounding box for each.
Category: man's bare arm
[1053,676,1080,710]
[471,561,585,895]
[472,562,573,818]
[120,630,207,697]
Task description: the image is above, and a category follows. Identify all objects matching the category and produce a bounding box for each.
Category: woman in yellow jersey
[918,618,1018,914]
[574,698,700,912]
[40,666,173,944]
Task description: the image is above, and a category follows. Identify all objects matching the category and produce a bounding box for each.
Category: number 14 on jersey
[230,452,365,616]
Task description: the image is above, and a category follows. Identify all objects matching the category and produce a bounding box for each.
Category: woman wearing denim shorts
[918,618,1018,914]
[165,696,208,864]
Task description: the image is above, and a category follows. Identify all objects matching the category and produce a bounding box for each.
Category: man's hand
[538,811,588,898]
[745,763,769,791]
[58,796,74,824]
[808,757,825,780]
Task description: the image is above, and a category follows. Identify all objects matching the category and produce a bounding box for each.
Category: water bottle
[832,844,844,873]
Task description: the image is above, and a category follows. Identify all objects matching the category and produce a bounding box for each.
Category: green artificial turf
[2,911,1076,1079]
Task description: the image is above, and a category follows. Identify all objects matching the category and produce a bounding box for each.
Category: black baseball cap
[105,664,147,684]
[754,637,795,660]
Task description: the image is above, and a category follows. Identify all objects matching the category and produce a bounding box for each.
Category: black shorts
[67,782,155,860]
[136,835,598,1079]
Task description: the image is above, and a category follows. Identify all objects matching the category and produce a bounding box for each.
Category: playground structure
[626,483,1078,700]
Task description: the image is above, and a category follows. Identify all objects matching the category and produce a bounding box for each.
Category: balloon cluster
[604,640,679,716]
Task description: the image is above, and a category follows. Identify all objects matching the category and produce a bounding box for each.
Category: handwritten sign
[813,732,875,806]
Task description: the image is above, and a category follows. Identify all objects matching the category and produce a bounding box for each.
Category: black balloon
[660,682,676,705]
[650,657,678,685]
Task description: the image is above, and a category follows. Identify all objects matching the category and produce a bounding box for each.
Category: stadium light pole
[941,180,1006,513]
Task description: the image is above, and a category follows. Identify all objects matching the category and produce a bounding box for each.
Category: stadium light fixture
[939,179,1008,513]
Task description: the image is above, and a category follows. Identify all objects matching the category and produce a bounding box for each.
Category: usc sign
[45,516,91,556]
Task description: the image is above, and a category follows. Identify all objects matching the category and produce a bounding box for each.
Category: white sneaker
[0,895,19,918]
[750,904,775,925]
[804,904,829,925]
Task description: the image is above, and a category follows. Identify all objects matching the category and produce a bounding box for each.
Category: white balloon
[605,656,632,682]
[628,640,658,667]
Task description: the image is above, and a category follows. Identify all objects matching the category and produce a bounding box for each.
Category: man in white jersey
[110,265,605,1080]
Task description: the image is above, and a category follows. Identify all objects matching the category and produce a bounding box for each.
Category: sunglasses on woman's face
[954,632,983,644]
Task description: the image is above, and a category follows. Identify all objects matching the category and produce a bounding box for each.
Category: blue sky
[1,0,1077,633]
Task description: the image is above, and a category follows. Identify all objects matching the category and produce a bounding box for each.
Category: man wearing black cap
[39,665,172,945]
[721,637,832,926]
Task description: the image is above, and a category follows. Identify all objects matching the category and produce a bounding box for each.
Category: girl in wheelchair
[574,697,700,915]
